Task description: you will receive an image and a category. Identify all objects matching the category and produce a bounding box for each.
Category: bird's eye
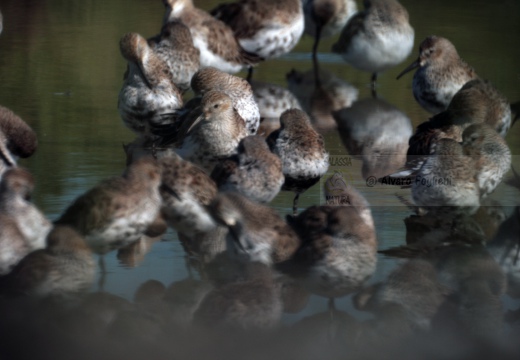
[214,104,219,109]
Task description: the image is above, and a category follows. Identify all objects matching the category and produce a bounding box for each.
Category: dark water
[0,0,520,358]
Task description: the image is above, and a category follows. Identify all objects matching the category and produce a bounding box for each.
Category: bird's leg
[246,66,254,83]
[98,255,107,291]
[371,73,378,98]
[312,26,323,88]
[292,193,301,216]
[327,297,337,342]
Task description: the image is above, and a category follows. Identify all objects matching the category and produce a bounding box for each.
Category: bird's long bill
[228,222,248,253]
[137,63,154,90]
[176,109,203,139]
[159,183,181,200]
[396,59,420,80]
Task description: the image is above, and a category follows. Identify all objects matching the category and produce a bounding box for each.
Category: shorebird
[148,21,200,93]
[175,90,249,173]
[397,35,478,114]
[409,138,481,213]
[0,106,38,178]
[210,0,304,79]
[0,226,95,297]
[118,32,183,139]
[54,157,163,256]
[407,78,512,162]
[267,109,329,215]
[332,0,414,89]
[162,0,261,74]
[462,123,511,198]
[280,202,377,299]
[250,80,302,137]
[211,135,284,203]
[0,168,52,274]
[302,0,357,72]
[208,192,301,265]
[191,67,260,135]
[386,123,511,215]
[159,153,218,238]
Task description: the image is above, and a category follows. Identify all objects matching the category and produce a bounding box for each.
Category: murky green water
[1,0,520,357]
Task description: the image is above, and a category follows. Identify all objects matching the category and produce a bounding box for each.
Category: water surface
[0,0,519,357]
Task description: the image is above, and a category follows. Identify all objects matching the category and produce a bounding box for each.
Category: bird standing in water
[267,109,329,215]
[332,0,414,92]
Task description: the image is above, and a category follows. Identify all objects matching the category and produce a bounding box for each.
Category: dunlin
[0,226,95,297]
[250,80,302,137]
[323,176,374,228]
[118,32,183,138]
[287,68,359,132]
[333,97,412,178]
[193,261,283,330]
[191,67,260,134]
[148,21,200,93]
[410,138,481,212]
[162,0,261,74]
[383,140,478,214]
[281,203,377,298]
[388,124,510,214]
[0,106,38,177]
[55,157,162,255]
[0,168,52,259]
[266,108,329,215]
[302,0,357,64]
[397,35,478,114]
[208,192,300,265]
[332,0,414,88]
[158,153,218,237]
[175,90,248,173]
[407,78,511,166]
[453,78,512,137]
[211,0,304,78]
[462,123,511,198]
[211,135,284,203]
[406,123,511,211]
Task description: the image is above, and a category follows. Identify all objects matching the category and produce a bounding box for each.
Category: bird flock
[0,0,519,356]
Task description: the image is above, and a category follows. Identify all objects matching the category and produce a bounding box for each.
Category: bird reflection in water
[287,68,358,133]
[333,97,412,179]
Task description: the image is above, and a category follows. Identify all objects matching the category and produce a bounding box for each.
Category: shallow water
[1,0,520,358]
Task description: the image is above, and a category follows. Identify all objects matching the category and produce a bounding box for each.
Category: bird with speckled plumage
[267,109,329,215]
[332,0,414,89]
[118,32,183,139]
[397,35,478,114]
[175,90,249,173]
[162,0,261,74]
[191,67,260,135]
[211,135,284,203]
[148,21,200,93]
